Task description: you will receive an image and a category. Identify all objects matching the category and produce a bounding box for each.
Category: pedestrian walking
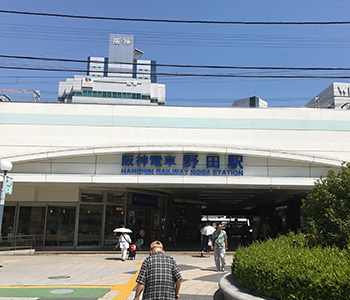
[134,240,182,300]
[261,220,271,240]
[239,221,250,246]
[211,224,228,272]
[251,221,260,241]
[170,221,178,246]
[119,232,131,261]
[135,224,145,250]
[200,234,211,257]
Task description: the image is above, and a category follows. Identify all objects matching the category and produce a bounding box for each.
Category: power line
[1,9,350,25]
[1,54,350,71]
[2,22,350,50]
[1,64,350,79]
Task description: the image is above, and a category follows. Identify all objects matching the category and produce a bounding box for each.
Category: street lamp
[0,159,13,237]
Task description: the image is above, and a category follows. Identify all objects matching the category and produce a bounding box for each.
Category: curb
[219,274,276,300]
[0,249,35,256]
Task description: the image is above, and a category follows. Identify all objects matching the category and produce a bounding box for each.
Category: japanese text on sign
[121,154,243,176]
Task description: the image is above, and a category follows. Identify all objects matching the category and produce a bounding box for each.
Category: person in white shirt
[119,232,131,261]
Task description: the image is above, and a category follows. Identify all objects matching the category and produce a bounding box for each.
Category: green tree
[301,163,350,248]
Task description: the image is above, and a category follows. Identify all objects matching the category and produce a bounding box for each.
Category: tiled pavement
[0,251,233,300]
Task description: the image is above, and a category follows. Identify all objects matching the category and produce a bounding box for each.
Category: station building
[2,34,350,249]
[0,99,348,249]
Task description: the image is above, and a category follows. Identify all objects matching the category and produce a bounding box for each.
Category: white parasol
[200,225,216,236]
[113,227,132,233]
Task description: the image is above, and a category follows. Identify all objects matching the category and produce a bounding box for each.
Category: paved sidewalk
[0,251,233,300]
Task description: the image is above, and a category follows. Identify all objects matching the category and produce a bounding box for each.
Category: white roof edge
[5,146,343,167]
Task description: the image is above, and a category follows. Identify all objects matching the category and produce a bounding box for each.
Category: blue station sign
[121,154,244,176]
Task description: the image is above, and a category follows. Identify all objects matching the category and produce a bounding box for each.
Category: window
[93,91,98,97]
[1,206,15,237]
[112,92,117,98]
[74,92,82,97]
[78,204,103,246]
[104,204,124,246]
[45,206,76,246]
[17,206,46,245]
[102,92,107,97]
[107,92,112,98]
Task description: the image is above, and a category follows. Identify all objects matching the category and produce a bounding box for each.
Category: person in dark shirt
[170,221,178,246]
[134,241,182,300]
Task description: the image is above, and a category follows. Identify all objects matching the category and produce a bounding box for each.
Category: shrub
[301,163,350,248]
[232,233,350,300]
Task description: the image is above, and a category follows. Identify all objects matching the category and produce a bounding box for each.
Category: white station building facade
[0,99,348,249]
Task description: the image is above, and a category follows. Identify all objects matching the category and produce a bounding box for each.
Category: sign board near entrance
[132,193,158,207]
[121,154,244,177]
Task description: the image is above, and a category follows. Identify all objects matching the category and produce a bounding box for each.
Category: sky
[1,0,350,107]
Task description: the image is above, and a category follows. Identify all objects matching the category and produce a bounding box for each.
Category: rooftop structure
[304,82,350,109]
[231,96,268,108]
[58,34,165,105]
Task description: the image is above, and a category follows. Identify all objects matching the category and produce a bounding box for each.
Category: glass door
[104,205,124,247]
[78,204,103,246]
[104,192,125,247]
[45,206,76,247]
[78,191,104,247]
[17,206,46,247]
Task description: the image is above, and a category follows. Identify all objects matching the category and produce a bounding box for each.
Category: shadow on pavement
[105,257,122,261]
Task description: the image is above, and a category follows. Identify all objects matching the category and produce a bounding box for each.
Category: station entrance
[163,186,308,249]
[1,184,309,250]
[1,146,340,250]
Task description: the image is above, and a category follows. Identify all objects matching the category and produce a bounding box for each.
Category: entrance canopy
[6,146,341,215]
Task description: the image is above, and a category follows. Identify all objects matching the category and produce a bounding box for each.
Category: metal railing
[0,234,36,251]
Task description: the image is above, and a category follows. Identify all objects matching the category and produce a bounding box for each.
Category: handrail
[0,234,36,251]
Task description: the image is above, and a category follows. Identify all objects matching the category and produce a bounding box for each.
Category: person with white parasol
[200,225,215,257]
[113,227,132,261]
